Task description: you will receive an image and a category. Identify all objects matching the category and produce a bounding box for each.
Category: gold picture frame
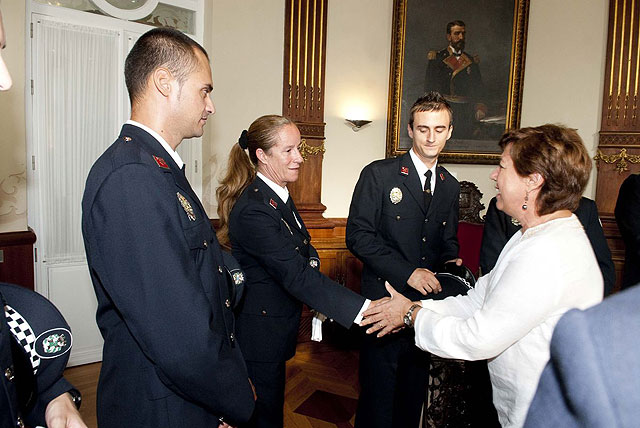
[386,0,530,164]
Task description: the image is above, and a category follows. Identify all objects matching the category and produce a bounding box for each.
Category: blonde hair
[216,115,296,247]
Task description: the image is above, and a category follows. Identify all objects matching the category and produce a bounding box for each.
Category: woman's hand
[360,283,418,337]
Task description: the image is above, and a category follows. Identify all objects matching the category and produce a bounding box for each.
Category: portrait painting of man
[387,0,528,163]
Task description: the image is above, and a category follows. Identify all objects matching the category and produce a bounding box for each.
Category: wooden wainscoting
[0,228,36,290]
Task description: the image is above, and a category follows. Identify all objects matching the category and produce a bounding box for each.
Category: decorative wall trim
[299,138,326,161]
[595,148,640,173]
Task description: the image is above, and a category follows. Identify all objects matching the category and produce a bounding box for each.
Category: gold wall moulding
[299,138,325,161]
[594,148,640,173]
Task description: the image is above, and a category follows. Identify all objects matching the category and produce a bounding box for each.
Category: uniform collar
[257,172,290,204]
[409,148,437,192]
[126,119,184,169]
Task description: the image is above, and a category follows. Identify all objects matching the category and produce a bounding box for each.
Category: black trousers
[242,360,286,428]
[355,329,430,428]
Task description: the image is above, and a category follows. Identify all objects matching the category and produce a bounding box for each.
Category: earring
[522,192,529,210]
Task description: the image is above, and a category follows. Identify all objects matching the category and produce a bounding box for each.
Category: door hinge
[194,160,198,173]
[31,80,34,95]
[32,155,36,170]
[30,23,33,39]
[34,247,37,263]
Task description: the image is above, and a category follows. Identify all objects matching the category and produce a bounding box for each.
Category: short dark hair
[447,20,466,34]
[124,27,209,105]
[408,91,453,127]
[498,124,591,215]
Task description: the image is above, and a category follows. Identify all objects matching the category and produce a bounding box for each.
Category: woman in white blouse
[361,124,603,428]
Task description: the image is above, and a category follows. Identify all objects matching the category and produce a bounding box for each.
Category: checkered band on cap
[4,304,40,374]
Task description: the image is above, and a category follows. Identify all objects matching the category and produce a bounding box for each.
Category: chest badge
[400,166,409,176]
[390,187,403,204]
[177,192,196,221]
[269,198,278,209]
[153,155,170,169]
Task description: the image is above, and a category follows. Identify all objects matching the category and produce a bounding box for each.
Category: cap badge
[43,333,67,354]
[153,155,170,169]
[35,328,72,359]
[269,198,278,209]
[400,166,409,175]
[309,258,319,268]
[390,187,403,204]
[177,192,196,221]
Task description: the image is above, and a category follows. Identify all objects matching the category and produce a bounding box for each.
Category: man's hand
[407,268,441,295]
[44,392,87,428]
[361,283,417,337]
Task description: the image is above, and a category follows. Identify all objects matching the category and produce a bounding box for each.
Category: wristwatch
[67,389,82,409]
[403,303,421,328]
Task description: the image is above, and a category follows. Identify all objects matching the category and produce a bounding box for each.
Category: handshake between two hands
[360,258,462,338]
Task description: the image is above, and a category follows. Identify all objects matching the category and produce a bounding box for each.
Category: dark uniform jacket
[480,196,616,296]
[615,174,640,289]
[425,47,483,102]
[346,152,460,302]
[81,124,255,428]
[229,177,365,363]
[1,282,77,428]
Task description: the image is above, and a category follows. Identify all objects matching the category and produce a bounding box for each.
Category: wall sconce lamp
[345,119,372,132]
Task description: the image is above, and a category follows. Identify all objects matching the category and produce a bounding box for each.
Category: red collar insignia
[400,166,409,175]
[153,155,170,169]
[440,172,445,181]
[269,198,278,209]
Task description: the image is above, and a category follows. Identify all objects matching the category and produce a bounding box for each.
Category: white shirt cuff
[353,299,371,324]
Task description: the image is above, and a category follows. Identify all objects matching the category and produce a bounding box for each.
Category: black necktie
[424,170,433,212]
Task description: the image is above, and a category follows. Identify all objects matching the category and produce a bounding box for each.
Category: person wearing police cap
[346,92,461,428]
[82,27,255,428]
[1,282,85,428]
[216,114,376,428]
[1,9,84,428]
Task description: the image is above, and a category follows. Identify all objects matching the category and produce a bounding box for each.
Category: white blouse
[414,215,603,427]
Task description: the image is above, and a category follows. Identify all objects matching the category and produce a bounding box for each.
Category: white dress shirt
[409,148,436,195]
[414,215,603,428]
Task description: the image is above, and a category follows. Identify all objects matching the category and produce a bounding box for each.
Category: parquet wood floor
[64,335,361,428]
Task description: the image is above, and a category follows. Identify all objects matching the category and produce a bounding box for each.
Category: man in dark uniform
[481,196,616,296]
[1,282,85,428]
[347,92,461,428]
[615,173,640,289]
[425,20,486,140]
[82,28,255,428]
